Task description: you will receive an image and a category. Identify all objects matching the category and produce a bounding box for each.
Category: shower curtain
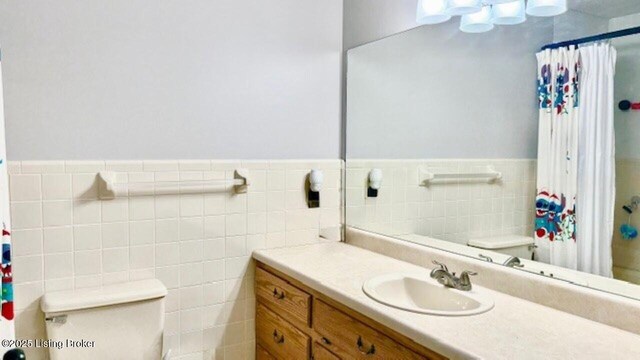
[535,43,617,274]
[576,43,617,277]
[0,55,14,346]
[535,46,580,269]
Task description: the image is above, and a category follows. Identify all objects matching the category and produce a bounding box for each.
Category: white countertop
[253,242,640,360]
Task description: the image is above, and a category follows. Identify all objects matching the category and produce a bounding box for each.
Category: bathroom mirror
[345,8,640,300]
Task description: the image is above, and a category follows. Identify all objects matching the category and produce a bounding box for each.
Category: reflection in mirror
[345,10,640,300]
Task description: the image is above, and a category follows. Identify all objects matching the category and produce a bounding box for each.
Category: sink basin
[362,273,494,316]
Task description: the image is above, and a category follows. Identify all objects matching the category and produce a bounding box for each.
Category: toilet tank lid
[468,235,534,249]
[41,279,168,313]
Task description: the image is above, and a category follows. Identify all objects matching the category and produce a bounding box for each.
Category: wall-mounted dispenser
[368,169,383,197]
[307,169,323,208]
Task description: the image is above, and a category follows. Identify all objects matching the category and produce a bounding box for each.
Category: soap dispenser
[307,169,323,208]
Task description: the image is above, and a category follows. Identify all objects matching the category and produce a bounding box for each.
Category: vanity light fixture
[416,0,566,33]
[460,5,494,33]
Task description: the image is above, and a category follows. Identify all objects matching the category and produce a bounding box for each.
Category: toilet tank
[468,235,535,259]
[40,279,167,360]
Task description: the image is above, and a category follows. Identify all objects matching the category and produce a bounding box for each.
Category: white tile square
[267,170,285,191]
[180,286,204,309]
[180,240,203,263]
[180,195,204,217]
[225,236,246,257]
[204,216,225,238]
[225,256,250,279]
[130,245,154,269]
[101,198,129,222]
[12,229,43,257]
[266,232,285,249]
[13,255,43,283]
[42,201,73,227]
[155,195,180,219]
[73,200,101,224]
[203,260,225,283]
[247,193,266,213]
[225,193,246,214]
[130,221,155,245]
[247,213,266,235]
[180,217,204,241]
[73,224,101,251]
[204,194,225,215]
[180,263,203,287]
[102,248,129,273]
[203,281,224,305]
[267,191,286,211]
[129,197,155,220]
[10,202,42,229]
[102,222,129,248]
[156,219,179,243]
[203,238,225,260]
[246,234,266,252]
[180,327,203,352]
[41,174,72,200]
[267,212,285,233]
[10,174,41,201]
[155,243,180,266]
[74,250,102,275]
[225,214,246,236]
[44,253,73,280]
[43,226,73,254]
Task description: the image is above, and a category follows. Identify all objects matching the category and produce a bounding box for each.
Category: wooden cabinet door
[256,303,310,359]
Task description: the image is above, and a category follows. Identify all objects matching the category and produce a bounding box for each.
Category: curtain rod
[541,26,640,51]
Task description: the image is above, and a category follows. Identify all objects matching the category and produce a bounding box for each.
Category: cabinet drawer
[256,303,310,360]
[313,343,341,360]
[313,300,425,360]
[257,345,276,360]
[256,267,311,325]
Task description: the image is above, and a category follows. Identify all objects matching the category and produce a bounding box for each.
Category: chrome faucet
[430,260,477,291]
[503,256,525,268]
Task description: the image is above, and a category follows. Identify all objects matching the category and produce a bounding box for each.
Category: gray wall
[0,0,343,160]
[346,19,554,159]
[343,0,419,50]
[553,10,609,43]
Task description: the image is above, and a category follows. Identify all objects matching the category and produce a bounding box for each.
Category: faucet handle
[432,260,449,272]
[458,271,478,291]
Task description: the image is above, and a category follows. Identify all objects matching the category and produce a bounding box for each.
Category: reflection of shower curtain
[0,56,14,347]
[535,46,580,269]
[576,43,616,277]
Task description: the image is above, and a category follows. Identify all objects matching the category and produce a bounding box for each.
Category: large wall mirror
[345,9,640,300]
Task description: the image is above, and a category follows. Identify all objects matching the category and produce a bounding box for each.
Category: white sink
[362,273,494,316]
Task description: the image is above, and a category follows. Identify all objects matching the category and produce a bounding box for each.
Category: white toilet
[468,235,536,259]
[40,279,168,360]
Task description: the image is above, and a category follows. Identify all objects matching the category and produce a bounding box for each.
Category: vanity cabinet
[255,262,447,360]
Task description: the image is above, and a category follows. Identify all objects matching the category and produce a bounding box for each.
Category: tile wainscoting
[345,159,537,244]
[7,159,343,359]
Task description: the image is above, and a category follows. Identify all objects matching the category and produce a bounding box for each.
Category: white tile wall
[8,159,343,360]
[345,159,536,245]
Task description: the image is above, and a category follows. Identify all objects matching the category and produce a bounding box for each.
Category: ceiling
[569,0,640,19]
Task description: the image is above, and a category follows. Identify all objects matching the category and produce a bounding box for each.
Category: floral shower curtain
[535,46,580,269]
[0,55,14,346]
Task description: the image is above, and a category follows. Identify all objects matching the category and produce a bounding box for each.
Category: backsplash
[7,159,343,359]
[614,158,640,285]
[345,159,537,244]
